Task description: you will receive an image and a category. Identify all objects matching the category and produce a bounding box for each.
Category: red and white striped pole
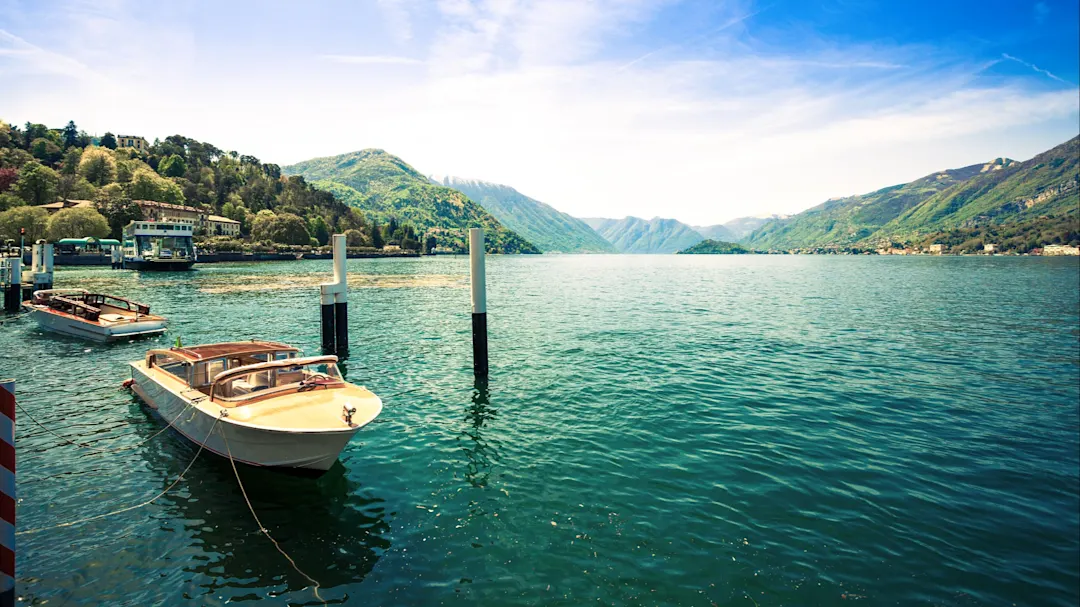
[0,379,13,607]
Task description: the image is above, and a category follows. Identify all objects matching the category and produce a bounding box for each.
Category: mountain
[721,215,786,241]
[745,159,1018,250]
[432,176,615,253]
[677,240,752,254]
[283,150,539,253]
[692,224,738,242]
[582,216,705,254]
[745,137,1079,252]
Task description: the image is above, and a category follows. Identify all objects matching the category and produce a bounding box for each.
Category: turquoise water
[4,255,1079,606]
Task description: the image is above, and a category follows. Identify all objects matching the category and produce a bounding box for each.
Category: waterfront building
[207,215,241,236]
[1043,244,1080,256]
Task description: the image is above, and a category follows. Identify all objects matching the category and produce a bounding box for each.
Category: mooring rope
[17,415,221,536]
[0,308,33,325]
[218,425,327,606]
[14,394,192,457]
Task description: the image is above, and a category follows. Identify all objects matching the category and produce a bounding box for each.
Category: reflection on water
[460,380,499,489]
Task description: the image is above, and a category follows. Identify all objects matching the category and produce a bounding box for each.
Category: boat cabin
[145,341,345,404]
[33,289,152,322]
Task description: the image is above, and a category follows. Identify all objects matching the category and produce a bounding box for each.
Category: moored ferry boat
[28,289,167,341]
[122,220,197,271]
[128,341,382,472]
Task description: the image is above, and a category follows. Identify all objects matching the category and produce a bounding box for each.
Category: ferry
[122,220,197,271]
[127,341,382,472]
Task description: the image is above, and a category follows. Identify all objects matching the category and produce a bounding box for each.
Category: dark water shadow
[460,379,499,489]
[132,404,392,601]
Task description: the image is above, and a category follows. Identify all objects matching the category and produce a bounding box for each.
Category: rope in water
[16,415,221,536]
[14,391,192,457]
[218,424,327,606]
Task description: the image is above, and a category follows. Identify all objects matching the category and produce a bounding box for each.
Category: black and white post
[469,228,488,379]
[320,234,348,356]
[3,258,19,313]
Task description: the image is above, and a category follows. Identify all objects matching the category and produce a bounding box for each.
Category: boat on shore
[28,289,167,341]
[127,341,382,472]
[122,220,197,271]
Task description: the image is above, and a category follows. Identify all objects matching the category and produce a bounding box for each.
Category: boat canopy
[57,237,120,246]
[211,355,340,386]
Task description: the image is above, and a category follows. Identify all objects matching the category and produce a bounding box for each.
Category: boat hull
[130,363,361,471]
[32,308,167,342]
[124,258,196,271]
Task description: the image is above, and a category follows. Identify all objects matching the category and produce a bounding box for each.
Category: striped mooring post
[469,228,488,379]
[319,234,348,357]
[0,379,14,607]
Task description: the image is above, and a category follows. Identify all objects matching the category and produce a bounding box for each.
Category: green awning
[57,238,120,246]
[99,239,120,246]
[58,238,90,245]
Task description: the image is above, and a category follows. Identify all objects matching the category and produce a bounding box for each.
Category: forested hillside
[284,150,539,254]
[0,119,422,250]
[434,176,614,253]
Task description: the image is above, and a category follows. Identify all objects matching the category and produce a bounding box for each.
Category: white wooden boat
[128,341,382,472]
[29,289,167,342]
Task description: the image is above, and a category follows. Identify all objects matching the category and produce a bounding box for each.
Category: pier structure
[319,234,349,357]
[27,242,54,293]
[1,259,19,314]
[1,379,14,607]
[469,228,488,380]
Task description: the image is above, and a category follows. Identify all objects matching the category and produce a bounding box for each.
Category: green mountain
[677,239,752,254]
[582,216,705,253]
[691,224,738,242]
[432,176,614,253]
[720,215,786,241]
[283,149,540,253]
[746,136,1079,251]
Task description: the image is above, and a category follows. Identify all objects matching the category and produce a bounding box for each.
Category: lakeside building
[929,243,946,254]
[207,215,241,236]
[984,244,997,253]
[39,199,94,214]
[116,135,149,151]
[1043,244,1080,256]
[135,200,204,229]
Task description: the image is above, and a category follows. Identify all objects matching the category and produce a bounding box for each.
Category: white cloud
[321,54,424,65]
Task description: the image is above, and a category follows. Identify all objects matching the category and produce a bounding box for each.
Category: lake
[5,255,1079,606]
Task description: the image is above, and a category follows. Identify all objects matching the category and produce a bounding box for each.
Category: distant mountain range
[283,150,539,253]
[580,216,705,254]
[580,215,778,253]
[431,176,615,253]
[747,136,1079,251]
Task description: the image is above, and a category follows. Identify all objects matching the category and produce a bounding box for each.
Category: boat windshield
[215,361,343,402]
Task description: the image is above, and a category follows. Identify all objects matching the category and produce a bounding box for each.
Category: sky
[1,0,1078,226]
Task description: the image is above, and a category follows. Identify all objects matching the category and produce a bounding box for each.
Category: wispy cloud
[619,8,762,72]
[321,54,423,65]
[0,29,100,81]
[1034,1,1050,24]
[1002,52,1071,84]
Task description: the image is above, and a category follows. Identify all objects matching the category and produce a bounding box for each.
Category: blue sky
[1,0,1077,224]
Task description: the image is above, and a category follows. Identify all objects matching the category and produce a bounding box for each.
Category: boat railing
[84,294,151,315]
[48,296,101,322]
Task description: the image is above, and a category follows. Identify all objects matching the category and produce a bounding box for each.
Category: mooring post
[3,259,19,313]
[31,242,52,293]
[0,379,15,607]
[332,234,349,358]
[469,228,488,379]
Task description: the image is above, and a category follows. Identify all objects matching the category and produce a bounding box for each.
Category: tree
[62,121,79,148]
[95,184,142,239]
[345,229,366,247]
[57,175,96,201]
[0,205,49,241]
[0,194,23,211]
[0,168,17,193]
[31,138,63,164]
[22,123,48,149]
[369,221,384,249]
[158,154,187,178]
[46,206,110,240]
[309,215,330,246]
[127,168,184,204]
[13,163,59,205]
[100,132,117,149]
[61,146,82,175]
[78,147,118,186]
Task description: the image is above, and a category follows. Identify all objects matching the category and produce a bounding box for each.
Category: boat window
[193,358,227,386]
[153,353,189,382]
